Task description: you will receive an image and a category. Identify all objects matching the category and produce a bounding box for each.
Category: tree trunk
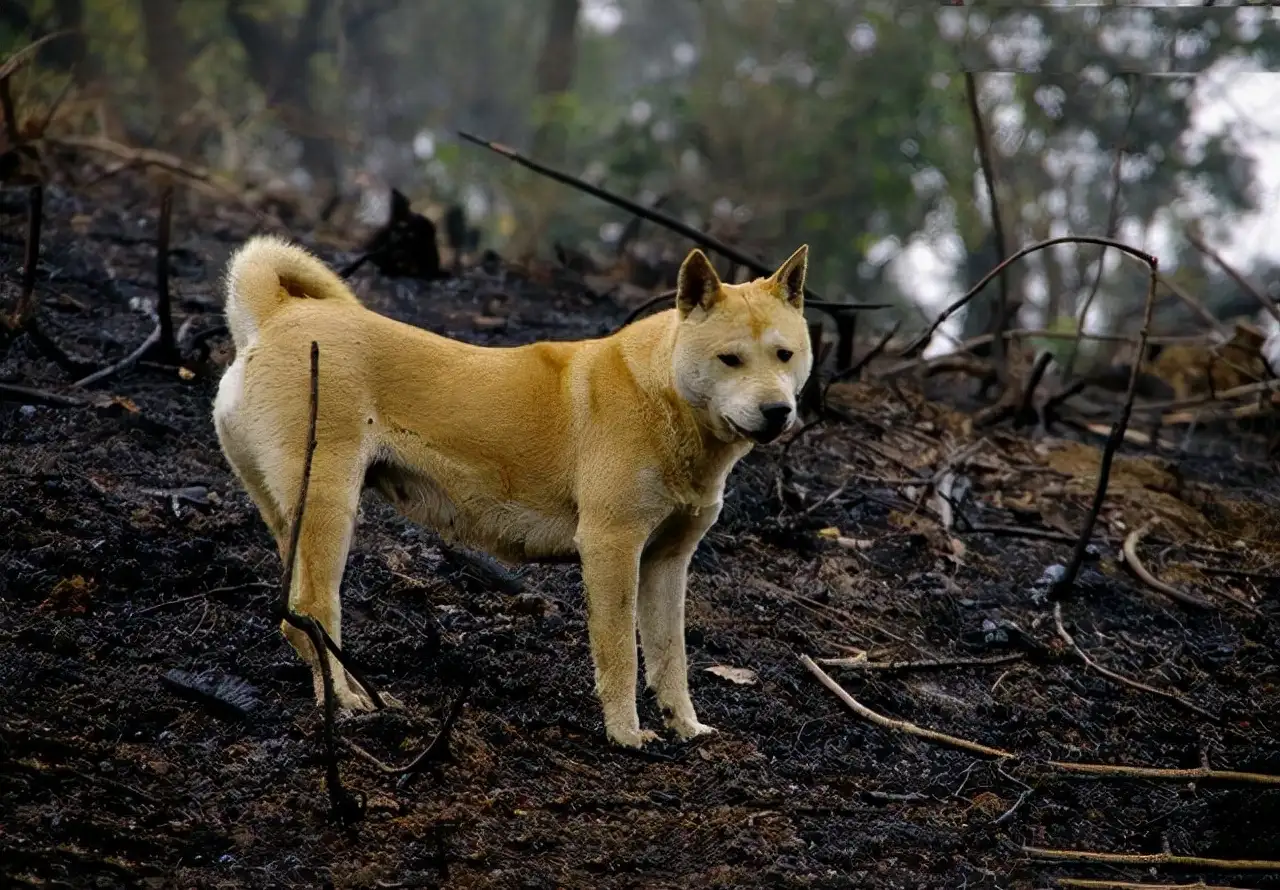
[226,0,340,197]
[139,0,198,153]
[530,0,580,161]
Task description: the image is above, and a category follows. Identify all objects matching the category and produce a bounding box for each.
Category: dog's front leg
[638,506,720,740]
[577,525,655,748]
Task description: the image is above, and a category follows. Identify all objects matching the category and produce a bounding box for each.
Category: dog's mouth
[726,418,782,445]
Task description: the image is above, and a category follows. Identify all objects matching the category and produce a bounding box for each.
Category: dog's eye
[718,354,742,368]
[777,349,793,363]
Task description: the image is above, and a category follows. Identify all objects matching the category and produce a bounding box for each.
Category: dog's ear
[677,248,722,316]
[770,244,808,310]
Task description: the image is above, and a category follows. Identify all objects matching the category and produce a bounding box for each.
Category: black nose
[757,402,793,441]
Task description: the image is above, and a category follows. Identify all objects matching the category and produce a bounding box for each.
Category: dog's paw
[321,683,378,714]
[669,717,717,741]
[607,725,661,748]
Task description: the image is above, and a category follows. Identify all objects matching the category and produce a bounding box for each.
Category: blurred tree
[0,0,1272,337]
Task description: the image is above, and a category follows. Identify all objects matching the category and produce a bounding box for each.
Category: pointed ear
[771,244,808,309]
[676,248,722,316]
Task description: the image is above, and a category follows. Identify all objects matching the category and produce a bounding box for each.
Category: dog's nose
[756,402,793,442]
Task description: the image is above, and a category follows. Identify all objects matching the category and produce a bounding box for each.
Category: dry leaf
[835,536,874,551]
[705,665,758,686]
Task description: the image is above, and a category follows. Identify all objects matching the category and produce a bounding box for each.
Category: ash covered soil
[2,170,1279,890]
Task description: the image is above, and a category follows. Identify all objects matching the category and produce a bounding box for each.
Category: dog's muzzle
[745,402,794,444]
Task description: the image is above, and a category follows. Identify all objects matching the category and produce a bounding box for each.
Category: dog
[212,236,813,747]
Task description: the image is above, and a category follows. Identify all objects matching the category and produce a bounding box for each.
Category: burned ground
[2,171,1279,890]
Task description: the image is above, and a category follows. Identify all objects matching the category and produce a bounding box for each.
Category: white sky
[892,64,1280,353]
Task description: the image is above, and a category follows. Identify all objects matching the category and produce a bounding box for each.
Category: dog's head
[671,245,814,445]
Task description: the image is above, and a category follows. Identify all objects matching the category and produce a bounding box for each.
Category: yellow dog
[213,236,813,747]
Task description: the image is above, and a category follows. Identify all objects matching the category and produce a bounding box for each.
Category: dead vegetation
[1,42,1279,890]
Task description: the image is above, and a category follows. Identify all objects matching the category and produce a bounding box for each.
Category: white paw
[669,716,717,741]
[317,679,377,714]
[607,724,661,748]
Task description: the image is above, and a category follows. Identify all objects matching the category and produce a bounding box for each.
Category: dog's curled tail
[223,234,360,351]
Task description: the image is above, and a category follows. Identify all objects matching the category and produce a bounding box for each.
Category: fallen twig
[44,135,261,214]
[1055,880,1256,890]
[962,524,1082,545]
[816,653,1023,672]
[800,654,1015,758]
[70,325,162,389]
[0,382,172,435]
[1052,602,1216,721]
[1136,378,1280,415]
[457,130,888,318]
[1050,255,1159,601]
[1121,520,1215,610]
[804,651,1278,787]
[1024,845,1280,871]
[345,678,472,779]
[1045,760,1280,786]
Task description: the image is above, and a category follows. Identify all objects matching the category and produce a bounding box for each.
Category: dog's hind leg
[637,506,720,740]
[271,444,376,712]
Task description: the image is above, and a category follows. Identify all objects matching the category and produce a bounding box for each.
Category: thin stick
[1050,258,1159,600]
[1186,228,1280,327]
[1052,603,1216,721]
[799,655,1015,758]
[277,341,363,824]
[0,31,73,84]
[963,71,1010,375]
[458,130,887,315]
[71,325,162,389]
[779,322,900,479]
[804,651,1279,785]
[1045,760,1280,786]
[10,183,43,326]
[963,524,1082,545]
[0,76,15,154]
[1158,274,1230,336]
[1014,350,1054,426]
[816,653,1022,672]
[617,288,676,329]
[155,185,176,359]
[1136,378,1280,414]
[1064,73,1140,383]
[1024,846,1280,870]
[897,236,1156,360]
[345,679,472,776]
[1055,880,1255,890]
[1122,520,1215,610]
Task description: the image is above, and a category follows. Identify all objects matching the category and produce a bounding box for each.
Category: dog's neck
[627,318,752,507]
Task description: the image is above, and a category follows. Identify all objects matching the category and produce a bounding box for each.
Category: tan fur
[213,236,813,747]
